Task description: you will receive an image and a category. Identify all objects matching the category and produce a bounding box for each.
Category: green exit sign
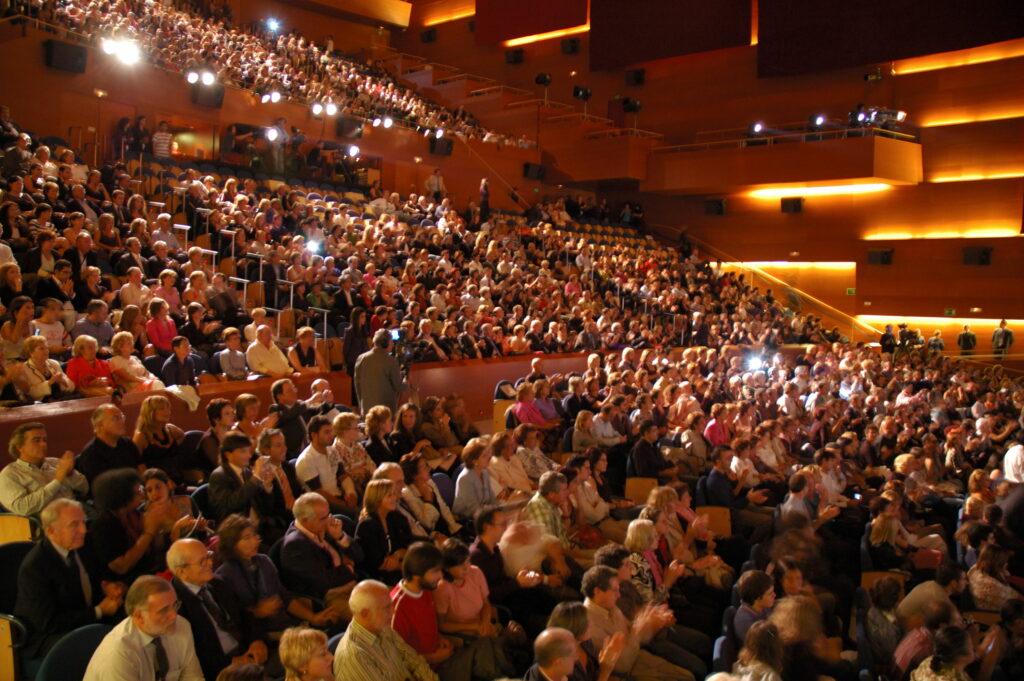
[944,308,956,316]
[846,288,856,295]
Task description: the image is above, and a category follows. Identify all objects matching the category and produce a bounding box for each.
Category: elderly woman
[331,412,375,488]
[399,452,463,538]
[354,478,413,584]
[109,330,165,392]
[452,437,500,520]
[65,334,115,396]
[216,515,340,639]
[572,410,603,452]
[488,430,535,496]
[16,334,75,402]
[279,626,334,681]
[289,326,329,374]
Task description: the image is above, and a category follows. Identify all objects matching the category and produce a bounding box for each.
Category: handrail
[505,98,574,111]
[586,128,664,140]
[681,232,885,338]
[545,112,614,125]
[653,126,918,154]
[435,72,498,86]
[468,84,533,98]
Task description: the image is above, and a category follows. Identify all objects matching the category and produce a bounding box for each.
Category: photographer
[353,328,409,413]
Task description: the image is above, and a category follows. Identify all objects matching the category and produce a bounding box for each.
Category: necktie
[276,467,295,509]
[152,636,169,681]
[67,551,92,606]
[198,586,232,635]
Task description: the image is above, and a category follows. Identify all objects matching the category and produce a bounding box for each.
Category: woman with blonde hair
[133,394,187,483]
[66,334,115,396]
[363,404,397,464]
[16,334,75,402]
[279,626,333,681]
[288,326,330,374]
[116,304,153,356]
[623,518,686,605]
[332,412,374,487]
[572,410,602,452]
[355,479,412,584]
[109,331,164,392]
[733,621,783,681]
[769,594,855,681]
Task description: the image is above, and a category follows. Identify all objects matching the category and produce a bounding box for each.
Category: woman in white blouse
[109,331,165,393]
[399,451,463,537]
[16,335,75,402]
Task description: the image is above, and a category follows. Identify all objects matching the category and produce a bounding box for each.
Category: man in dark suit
[279,493,358,609]
[15,499,125,658]
[145,240,182,280]
[167,538,266,679]
[207,431,274,523]
[627,420,678,482]
[64,230,99,284]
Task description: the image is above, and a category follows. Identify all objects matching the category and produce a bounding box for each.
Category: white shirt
[83,614,203,681]
[296,443,342,496]
[1004,444,1024,484]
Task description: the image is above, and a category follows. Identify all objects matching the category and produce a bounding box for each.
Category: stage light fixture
[423,128,431,137]
[535,72,552,86]
[270,91,281,103]
[572,86,592,101]
[267,18,280,32]
[101,38,116,55]
[261,94,271,104]
[382,116,393,128]
[312,103,324,116]
[372,117,382,127]
[435,129,445,139]
[266,128,279,142]
[186,70,199,84]
[748,122,764,135]
[200,71,215,86]
[812,115,825,128]
[348,145,360,157]
[325,103,338,116]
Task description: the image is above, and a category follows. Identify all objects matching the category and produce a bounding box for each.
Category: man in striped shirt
[333,579,437,681]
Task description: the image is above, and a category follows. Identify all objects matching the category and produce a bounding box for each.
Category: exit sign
[943,308,956,316]
[846,288,856,295]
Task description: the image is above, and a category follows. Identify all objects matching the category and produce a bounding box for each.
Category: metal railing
[653,126,918,154]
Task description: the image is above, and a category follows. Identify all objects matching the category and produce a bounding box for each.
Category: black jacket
[171,576,250,681]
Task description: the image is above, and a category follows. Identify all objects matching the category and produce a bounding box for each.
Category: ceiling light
[748,183,892,199]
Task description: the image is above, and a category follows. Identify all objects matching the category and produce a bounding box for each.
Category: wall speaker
[561,38,580,54]
[704,199,726,216]
[962,247,992,266]
[625,68,645,86]
[781,197,804,213]
[429,137,454,156]
[420,28,437,43]
[867,249,894,265]
[522,162,545,181]
[43,39,87,74]
[335,117,364,139]
[622,98,642,113]
[505,49,524,64]
[191,84,224,108]
[468,20,475,33]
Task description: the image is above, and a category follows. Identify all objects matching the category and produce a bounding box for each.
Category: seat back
[503,405,520,431]
[624,477,658,505]
[963,610,1000,627]
[431,472,455,509]
[0,615,23,681]
[711,635,736,673]
[34,623,113,681]
[0,541,35,613]
[860,570,908,591]
[180,430,205,465]
[0,514,39,545]
[561,427,574,453]
[492,400,514,434]
[695,506,732,538]
[694,476,709,507]
[268,537,284,571]
[191,484,214,519]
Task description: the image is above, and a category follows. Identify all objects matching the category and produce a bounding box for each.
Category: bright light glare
[383,117,393,129]
[201,71,215,86]
[814,115,825,127]
[312,103,324,116]
[435,129,445,139]
[752,122,763,133]
[372,117,381,127]
[101,38,116,55]
[261,94,271,104]
[348,145,360,157]
[115,40,140,65]
[267,19,280,32]
[186,71,199,84]
[266,128,279,142]
[307,241,321,254]
[746,357,764,371]
[896,110,907,122]
[748,183,892,199]
[270,91,281,103]
[325,103,337,116]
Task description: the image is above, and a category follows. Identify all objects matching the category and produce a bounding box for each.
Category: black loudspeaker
[523,162,545,180]
[44,39,87,74]
[867,249,894,265]
[622,98,642,113]
[704,199,726,216]
[625,68,645,86]
[335,117,364,139]
[781,197,804,213]
[963,247,992,266]
[468,20,475,32]
[420,28,436,43]
[562,38,580,54]
[429,137,454,156]
[505,49,524,64]
[191,84,224,108]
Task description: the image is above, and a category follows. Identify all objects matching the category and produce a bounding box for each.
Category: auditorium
[0,1,1021,680]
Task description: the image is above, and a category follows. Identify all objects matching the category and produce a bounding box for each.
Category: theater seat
[34,623,113,681]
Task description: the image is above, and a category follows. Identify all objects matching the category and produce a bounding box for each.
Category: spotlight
[347,145,360,157]
[572,86,592,101]
[200,71,215,86]
[856,112,867,123]
[270,91,281,103]
[266,128,279,142]
[746,121,768,147]
[186,70,199,84]
[325,103,337,116]
[261,93,271,104]
[307,241,321,254]
[535,72,552,86]
[423,128,431,137]
[114,40,140,65]
[372,117,381,127]
[806,114,826,141]
[101,38,116,55]
[312,103,324,116]
[382,116,393,128]
[896,110,907,122]
[810,114,825,128]
[435,129,444,139]
[746,356,764,371]
[267,18,280,32]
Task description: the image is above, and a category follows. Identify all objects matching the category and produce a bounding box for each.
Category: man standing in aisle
[992,319,1014,361]
[957,324,976,357]
[424,168,446,204]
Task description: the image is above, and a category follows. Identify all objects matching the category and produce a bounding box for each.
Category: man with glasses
[167,538,267,680]
[83,574,203,681]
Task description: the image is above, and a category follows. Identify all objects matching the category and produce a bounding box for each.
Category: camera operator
[353,328,410,413]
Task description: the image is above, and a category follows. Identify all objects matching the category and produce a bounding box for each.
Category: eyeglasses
[153,600,182,617]
[182,551,214,567]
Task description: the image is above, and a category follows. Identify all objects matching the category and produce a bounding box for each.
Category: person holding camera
[354,328,409,413]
